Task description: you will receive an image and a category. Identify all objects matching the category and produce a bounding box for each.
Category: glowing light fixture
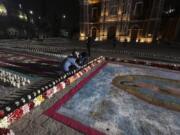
[62,14,66,19]
[19,14,24,20]
[29,10,33,15]
[80,33,85,37]
[148,33,152,37]
[18,11,28,21]
[88,0,100,4]
[146,38,152,43]
[140,38,145,43]
[95,37,99,41]
[0,4,7,16]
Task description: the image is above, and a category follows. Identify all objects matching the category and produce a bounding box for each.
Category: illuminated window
[88,0,100,4]
[0,4,7,16]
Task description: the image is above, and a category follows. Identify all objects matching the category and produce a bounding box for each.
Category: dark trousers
[87,46,91,57]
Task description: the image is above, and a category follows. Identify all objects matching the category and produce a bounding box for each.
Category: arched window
[0,3,7,16]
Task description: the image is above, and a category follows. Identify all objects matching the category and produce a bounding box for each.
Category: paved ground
[55,63,180,135]
[0,38,179,135]
[10,64,101,135]
[0,38,180,63]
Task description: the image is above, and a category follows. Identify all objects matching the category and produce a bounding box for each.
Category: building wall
[80,0,164,43]
[0,2,37,39]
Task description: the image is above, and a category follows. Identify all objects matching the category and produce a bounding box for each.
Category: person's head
[72,50,80,58]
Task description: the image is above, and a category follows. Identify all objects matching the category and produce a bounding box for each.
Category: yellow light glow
[19,14,24,19]
[120,36,125,42]
[146,38,152,43]
[127,37,131,42]
[140,38,145,43]
[119,36,131,42]
[95,37,99,41]
[80,33,86,41]
[0,4,7,16]
[118,10,122,15]
[88,0,100,4]
[80,33,85,37]
[18,11,28,21]
[79,37,86,41]
[101,12,104,16]
[148,34,152,37]
[137,37,152,43]
[105,11,108,16]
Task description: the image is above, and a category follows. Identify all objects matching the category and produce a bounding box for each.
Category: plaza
[0,38,179,135]
[0,0,180,135]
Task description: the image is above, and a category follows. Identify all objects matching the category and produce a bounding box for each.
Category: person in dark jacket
[62,50,81,72]
[86,36,93,57]
[77,52,88,66]
[112,37,117,48]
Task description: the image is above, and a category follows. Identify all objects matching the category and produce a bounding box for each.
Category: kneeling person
[63,51,81,72]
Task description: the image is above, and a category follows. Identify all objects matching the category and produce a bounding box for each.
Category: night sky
[14,0,80,31]
[7,0,180,28]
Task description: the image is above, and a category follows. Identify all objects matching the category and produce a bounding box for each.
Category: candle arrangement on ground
[106,57,180,71]
[0,70,31,88]
[0,56,105,134]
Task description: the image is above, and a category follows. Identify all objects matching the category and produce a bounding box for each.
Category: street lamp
[62,14,66,19]
[29,10,33,15]
[0,4,7,16]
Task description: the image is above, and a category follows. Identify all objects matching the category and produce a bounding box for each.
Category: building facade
[0,1,38,39]
[80,0,165,43]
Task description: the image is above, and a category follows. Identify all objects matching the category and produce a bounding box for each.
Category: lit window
[88,0,100,4]
[0,4,7,16]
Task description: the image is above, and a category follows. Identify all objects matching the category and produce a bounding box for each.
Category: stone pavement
[9,64,101,135]
[0,38,179,135]
[10,75,83,135]
[1,38,180,64]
